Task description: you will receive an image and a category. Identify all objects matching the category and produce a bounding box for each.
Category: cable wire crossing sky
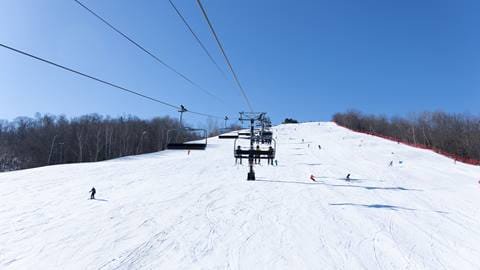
[0,0,478,123]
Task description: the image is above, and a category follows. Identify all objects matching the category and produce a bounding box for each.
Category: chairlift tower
[238,112,266,181]
[178,105,187,126]
[165,105,208,150]
[224,116,229,129]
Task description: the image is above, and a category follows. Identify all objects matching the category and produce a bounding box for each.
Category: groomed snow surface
[1,122,480,269]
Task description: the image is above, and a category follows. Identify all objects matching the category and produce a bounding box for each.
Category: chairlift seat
[219,134,239,139]
[166,128,207,150]
[167,143,207,150]
[234,149,275,159]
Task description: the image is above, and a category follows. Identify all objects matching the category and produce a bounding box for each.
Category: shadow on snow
[329,203,415,211]
[255,179,422,191]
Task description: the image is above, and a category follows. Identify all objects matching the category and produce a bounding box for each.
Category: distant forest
[0,114,237,172]
[333,111,480,163]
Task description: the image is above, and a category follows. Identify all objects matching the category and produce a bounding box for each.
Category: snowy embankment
[1,122,480,269]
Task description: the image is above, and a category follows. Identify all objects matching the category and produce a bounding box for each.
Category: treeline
[333,110,480,163]
[282,118,299,124]
[0,114,232,172]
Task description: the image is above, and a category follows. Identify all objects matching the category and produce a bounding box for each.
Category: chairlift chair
[238,131,251,136]
[233,137,276,161]
[260,130,273,144]
[166,127,208,150]
[218,127,239,139]
[219,133,239,139]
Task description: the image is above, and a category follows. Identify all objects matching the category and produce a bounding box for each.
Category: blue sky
[0,0,479,125]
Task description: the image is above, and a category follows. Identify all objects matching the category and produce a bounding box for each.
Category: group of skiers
[235,145,277,166]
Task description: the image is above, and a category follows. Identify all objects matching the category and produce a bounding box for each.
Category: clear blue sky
[1,0,479,125]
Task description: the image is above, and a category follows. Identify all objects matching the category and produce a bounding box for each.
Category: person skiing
[310,174,316,182]
[274,160,278,166]
[389,161,393,166]
[346,174,351,181]
[89,187,96,200]
[318,145,322,150]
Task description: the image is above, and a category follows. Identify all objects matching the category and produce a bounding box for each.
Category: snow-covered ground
[1,122,480,269]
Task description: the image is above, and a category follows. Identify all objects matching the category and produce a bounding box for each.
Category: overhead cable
[0,42,224,119]
[195,0,254,112]
[73,0,223,103]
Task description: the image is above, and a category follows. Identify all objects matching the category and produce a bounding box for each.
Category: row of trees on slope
[0,114,234,172]
[333,111,480,162]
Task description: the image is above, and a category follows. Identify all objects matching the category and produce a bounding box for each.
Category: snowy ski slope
[1,122,480,269]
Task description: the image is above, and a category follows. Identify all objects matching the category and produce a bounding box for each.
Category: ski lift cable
[195,0,254,112]
[167,0,227,79]
[0,42,226,119]
[73,0,225,104]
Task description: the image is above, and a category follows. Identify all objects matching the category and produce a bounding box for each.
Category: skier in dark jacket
[235,146,242,164]
[267,146,274,165]
[90,187,96,200]
[346,174,351,181]
[255,145,261,164]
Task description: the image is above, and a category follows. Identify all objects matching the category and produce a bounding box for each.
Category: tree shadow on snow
[329,203,416,211]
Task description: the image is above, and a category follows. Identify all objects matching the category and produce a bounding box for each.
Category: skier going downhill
[89,187,96,200]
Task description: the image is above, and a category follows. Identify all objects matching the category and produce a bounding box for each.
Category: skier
[255,145,261,164]
[267,146,274,165]
[318,145,322,150]
[346,174,351,181]
[275,160,278,166]
[389,161,393,166]
[302,139,304,143]
[89,187,96,200]
[235,146,242,164]
[310,174,316,182]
